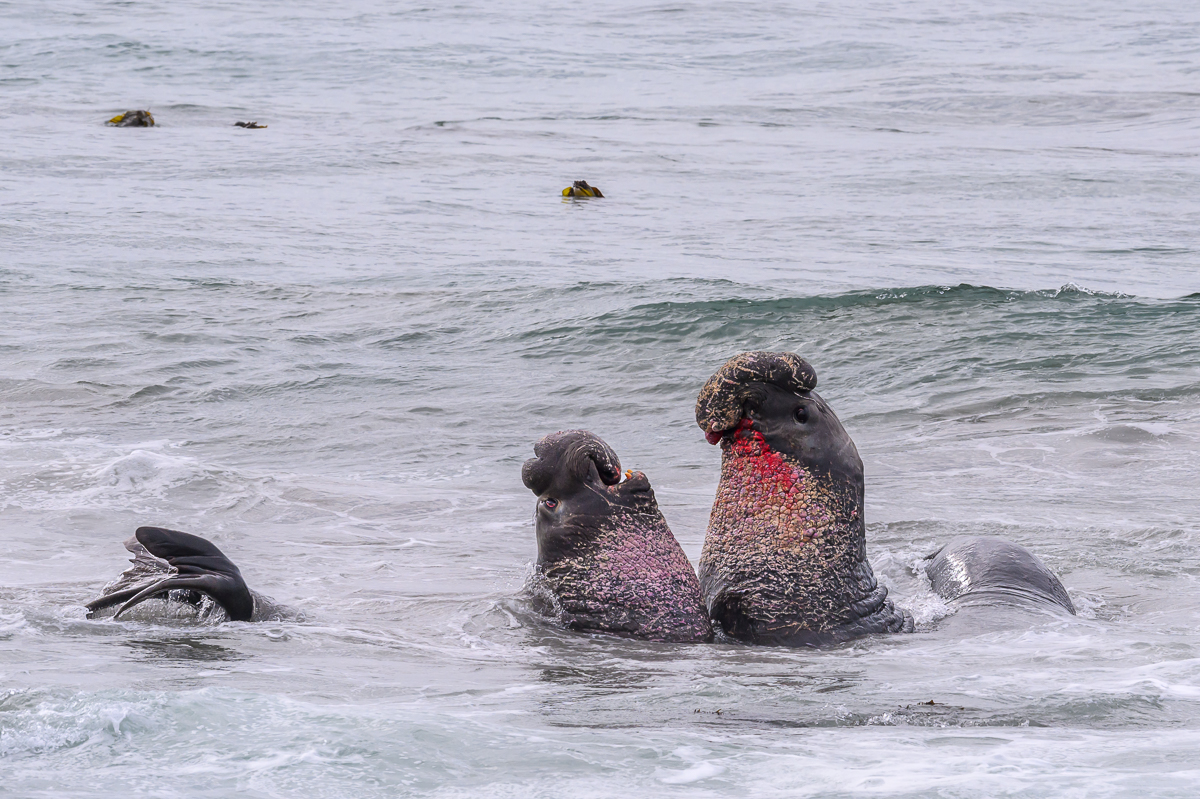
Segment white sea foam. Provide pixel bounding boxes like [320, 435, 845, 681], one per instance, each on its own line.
[86, 448, 202, 495]
[0, 610, 32, 638]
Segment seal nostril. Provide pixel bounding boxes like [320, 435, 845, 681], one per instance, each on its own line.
[543, 498, 559, 509]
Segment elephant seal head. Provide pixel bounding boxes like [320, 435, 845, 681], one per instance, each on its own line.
[696, 350, 862, 484]
[522, 430, 712, 643]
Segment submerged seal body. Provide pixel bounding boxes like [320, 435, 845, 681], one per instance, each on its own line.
[696, 351, 912, 645]
[926, 535, 1075, 614]
[522, 430, 712, 643]
[86, 526, 277, 622]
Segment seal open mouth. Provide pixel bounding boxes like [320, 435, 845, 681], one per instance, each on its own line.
[609, 470, 654, 504]
[703, 417, 758, 448]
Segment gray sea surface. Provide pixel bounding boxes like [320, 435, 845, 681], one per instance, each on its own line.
[3, 1, 1200, 796]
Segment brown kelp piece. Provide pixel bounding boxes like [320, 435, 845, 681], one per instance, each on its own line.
[561, 180, 604, 198]
[522, 430, 712, 643]
[696, 351, 912, 645]
[107, 110, 156, 127]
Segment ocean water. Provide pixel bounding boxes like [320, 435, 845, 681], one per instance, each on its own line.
[3, 1, 1200, 796]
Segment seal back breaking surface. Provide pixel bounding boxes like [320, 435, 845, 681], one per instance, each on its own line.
[925, 535, 1076, 614]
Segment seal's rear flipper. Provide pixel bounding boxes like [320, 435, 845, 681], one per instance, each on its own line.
[87, 527, 254, 621]
[135, 526, 229, 562]
[85, 585, 155, 614]
[112, 574, 244, 620]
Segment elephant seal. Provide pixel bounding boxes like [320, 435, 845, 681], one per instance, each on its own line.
[695, 351, 913, 645]
[925, 536, 1075, 614]
[522, 430, 712, 643]
[86, 527, 278, 622]
[107, 110, 155, 127]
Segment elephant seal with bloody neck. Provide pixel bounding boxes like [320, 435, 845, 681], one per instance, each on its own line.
[522, 430, 713, 643]
[696, 351, 913, 645]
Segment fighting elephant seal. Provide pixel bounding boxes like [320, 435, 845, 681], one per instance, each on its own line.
[925, 535, 1075, 614]
[522, 430, 713, 643]
[695, 351, 913, 645]
[86, 526, 284, 622]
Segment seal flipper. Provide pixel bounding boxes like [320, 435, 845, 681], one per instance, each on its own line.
[90, 527, 255, 621]
[113, 574, 246, 620]
[85, 584, 158, 614]
[85, 533, 174, 616]
[925, 536, 1075, 615]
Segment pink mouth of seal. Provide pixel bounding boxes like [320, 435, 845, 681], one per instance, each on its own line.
[705, 417, 756, 445]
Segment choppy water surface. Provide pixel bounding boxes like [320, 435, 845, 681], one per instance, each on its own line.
[3, 1, 1200, 796]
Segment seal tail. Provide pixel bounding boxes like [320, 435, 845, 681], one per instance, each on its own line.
[110, 574, 250, 620]
[87, 526, 255, 621]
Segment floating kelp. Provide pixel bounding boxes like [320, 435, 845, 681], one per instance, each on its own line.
[107, 110, 155, 127]
[562, 180, 603, 198]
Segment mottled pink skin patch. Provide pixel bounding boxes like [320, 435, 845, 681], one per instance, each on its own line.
[538, 472, 713, 644]
[699, 421, 909, 642]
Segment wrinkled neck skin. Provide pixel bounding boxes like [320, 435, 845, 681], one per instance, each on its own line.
[699, 420, 911, 645]
[535, 477, 713, 644]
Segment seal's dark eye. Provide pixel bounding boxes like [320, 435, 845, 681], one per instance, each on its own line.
[793, 406, 809, 424]
[543, 498, 559, 509]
